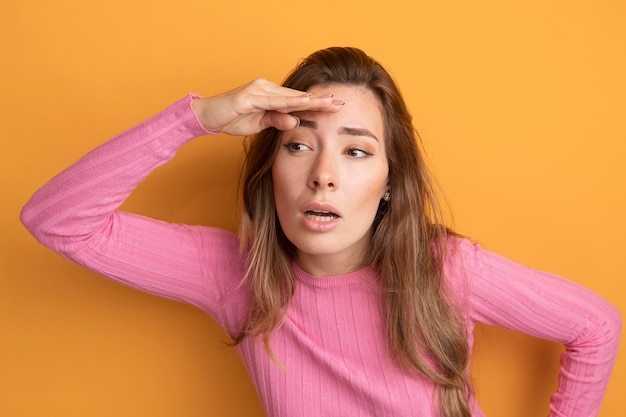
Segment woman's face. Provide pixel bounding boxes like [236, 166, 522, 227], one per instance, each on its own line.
[272, 84, 389, 276]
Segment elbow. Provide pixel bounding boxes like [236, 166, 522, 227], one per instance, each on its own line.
[606, 303, 622, 350]
[20, 197, 59, 249]
[20, 199, 41, 240]
[585, 301, 622, 359]
[600, 303, 622, 367]
[566, 300, 622, 363]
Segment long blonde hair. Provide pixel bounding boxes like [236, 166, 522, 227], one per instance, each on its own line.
[237, 47, 472, 417]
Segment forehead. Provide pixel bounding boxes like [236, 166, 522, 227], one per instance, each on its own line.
[308, 83, 382, 110]
[297, 84, 385, 134]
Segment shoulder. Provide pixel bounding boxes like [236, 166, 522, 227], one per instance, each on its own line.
[440, 235, 507, 305]
[442, 236, 482, 275]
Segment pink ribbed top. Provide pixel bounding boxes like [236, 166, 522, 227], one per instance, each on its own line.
[21, 95, 621, 416]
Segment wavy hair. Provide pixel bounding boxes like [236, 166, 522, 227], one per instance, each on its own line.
[236, 47, 472, 417]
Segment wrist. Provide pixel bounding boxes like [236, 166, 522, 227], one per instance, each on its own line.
[190, 96, 219, 135]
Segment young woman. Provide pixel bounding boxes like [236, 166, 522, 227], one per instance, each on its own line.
[21, 47, 621, 417]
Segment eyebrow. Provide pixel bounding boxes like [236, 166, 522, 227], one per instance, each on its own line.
[298, 118, 379, 142]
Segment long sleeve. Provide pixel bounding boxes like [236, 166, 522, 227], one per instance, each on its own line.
[20, 95, 249, 329]
[448, 238, 621, 416]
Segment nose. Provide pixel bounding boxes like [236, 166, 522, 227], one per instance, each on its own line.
[308, 150, 337, 190]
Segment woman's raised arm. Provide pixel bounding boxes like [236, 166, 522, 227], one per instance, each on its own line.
[19, 81, 342, 319]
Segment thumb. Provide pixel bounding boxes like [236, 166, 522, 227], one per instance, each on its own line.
[263, 111, 300, 131]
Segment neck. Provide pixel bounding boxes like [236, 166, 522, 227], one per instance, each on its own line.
[294, 251, 365, 277]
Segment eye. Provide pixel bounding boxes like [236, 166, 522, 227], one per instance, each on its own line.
[346, 148, 372, 158]
[284, 142, 311, 152]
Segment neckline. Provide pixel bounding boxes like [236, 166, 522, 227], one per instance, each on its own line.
[292, 262, 379, 288]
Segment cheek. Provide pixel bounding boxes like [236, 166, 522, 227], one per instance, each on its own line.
[356, 166, 389, 202]
[272, 153, 309, 197]
[271, 163, 294, 213]
[345, 176, 387, 225]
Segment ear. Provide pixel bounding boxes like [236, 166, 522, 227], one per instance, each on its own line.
[380, 178, 390, 200]
[381, 183, 391, 202]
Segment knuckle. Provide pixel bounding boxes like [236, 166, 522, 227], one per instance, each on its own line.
[252, 77, 269, 86]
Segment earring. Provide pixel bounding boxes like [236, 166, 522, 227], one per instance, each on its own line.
[383, 191, 390, 202]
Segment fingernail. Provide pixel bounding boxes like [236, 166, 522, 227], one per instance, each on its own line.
[332, 99, 345, 106]
[292, 115, 300, 127]
[319, 93, 334, 99]
[300, 93, 312, 98]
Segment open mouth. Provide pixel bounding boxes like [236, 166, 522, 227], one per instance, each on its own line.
[305, 210, 339, 222]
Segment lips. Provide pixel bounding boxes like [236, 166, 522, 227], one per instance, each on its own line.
[305, 209, 338, 222]
[302, 202, 341, 223]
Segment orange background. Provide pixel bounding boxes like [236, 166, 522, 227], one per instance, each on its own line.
[2, 0, 624, 416]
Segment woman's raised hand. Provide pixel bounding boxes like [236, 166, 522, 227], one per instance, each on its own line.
[191, 78, 343, 136]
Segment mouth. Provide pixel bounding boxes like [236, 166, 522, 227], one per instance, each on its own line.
[304, 209, 339, 222]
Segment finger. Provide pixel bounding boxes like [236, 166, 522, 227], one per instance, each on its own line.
[307, 97, 346, 112]
[263, 111, 300, 131]
[256, 79, 310, 98]
[252, 94, 344, 114]
[279, 97, 345, 114]
[249, 78, 310, 99]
